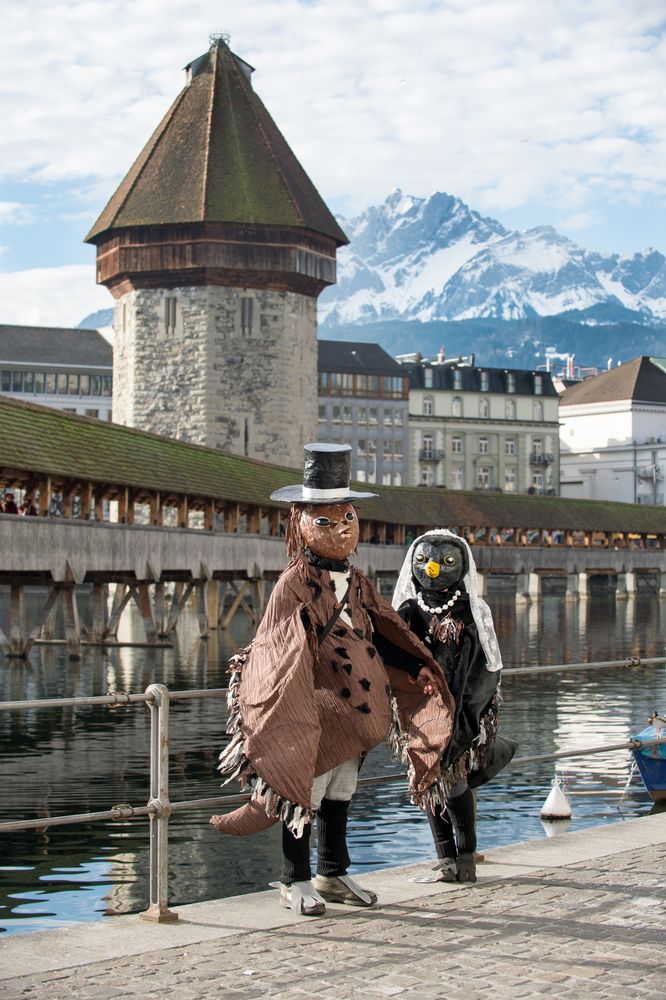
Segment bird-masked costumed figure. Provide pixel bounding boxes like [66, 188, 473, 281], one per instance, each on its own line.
[392, 529, 516, 884]
[211, 445, 454, 916]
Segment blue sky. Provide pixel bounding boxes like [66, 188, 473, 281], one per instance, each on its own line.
[1, 0, 665, 327]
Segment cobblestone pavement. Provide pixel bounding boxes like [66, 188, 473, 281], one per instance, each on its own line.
[2, 842, 665, 1000]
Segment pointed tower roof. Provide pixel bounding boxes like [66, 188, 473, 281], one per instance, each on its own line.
[86, 39, 347, 246]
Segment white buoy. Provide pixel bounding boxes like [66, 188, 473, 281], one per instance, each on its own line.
[541, 818, 572, 838]
[540, 775, 572, 820]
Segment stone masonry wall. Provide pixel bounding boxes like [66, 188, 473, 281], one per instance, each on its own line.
[113, 285, 317, 469]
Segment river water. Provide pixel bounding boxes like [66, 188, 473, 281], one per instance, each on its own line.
[1, 588, 665, 935]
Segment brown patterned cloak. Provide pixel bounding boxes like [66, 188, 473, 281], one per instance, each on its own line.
[213, 555, 455, 835]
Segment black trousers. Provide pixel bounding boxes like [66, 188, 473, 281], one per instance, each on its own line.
[281, 798, 351, 884]
[427, 786, 477, 858]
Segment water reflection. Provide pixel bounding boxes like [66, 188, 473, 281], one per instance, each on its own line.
[0, 590, 665, 935]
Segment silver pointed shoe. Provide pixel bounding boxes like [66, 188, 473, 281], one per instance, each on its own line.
[312, 874, 377, 907]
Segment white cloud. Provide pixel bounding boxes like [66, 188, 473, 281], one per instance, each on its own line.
[0, 202, 34, 224]
[0, 265, 112, 328]
[0, 0, 664, 227]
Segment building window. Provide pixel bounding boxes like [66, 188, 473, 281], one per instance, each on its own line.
[91, 375, 102, 396]
[452, 435, 462, 454]
[332, 405, 341, 423]
[357, 407, 367, 424]
[383, 440, 392, 461]
[480, 371, 489, 392]
[506, 373, 516, 393]
[423, 396, 433, 416]
[357, 438, 367, 457]
[479, 436, 489, 455]
[452, 396, 463, 417]
[0, 370, 10, 392]
[394, 409, 403, 426]
[479, 398, 489, 419]
[34, 372, 45, 393]
[57, 373, 68, 394]
[318, 405, 326, 424]
[451, 465, 464, 490]
[477, 466, 491, 489]
[422, 434, 433, 458]
[506, 399, 516, 419]
[102, 376, 112, 396]
[383, 408, 393, 426]
[531, 471, 544, 489]
[12, 371, 23, 392]
[453, 370, 462, 390]
[505, 467, 516, 492]
[534, 374, 543, 395]
[424, 368, 433, 388]
[533, 438, 543, 458]
[533, 401, 543, 421]
[165, 296, 178, 335]
[46, 373, 57, 394]
[421, 466, 434, 485]
[23, 372, 34, 393]
[240, 296, 253, 336]
[80, 374, 90, 396]
[368, 407, 378, 425]
[505, 437, 516, 456]
[68, 373, 80, 395]
[340, 373, 354, 395]
[393, 471, 402, 486]
[85, 408, 100, 419]
[394, 440, 403, 460]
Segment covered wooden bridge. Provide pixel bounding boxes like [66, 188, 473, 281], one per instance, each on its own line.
[0, 396, 664, 658]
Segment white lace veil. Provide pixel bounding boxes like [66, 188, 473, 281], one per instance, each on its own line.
[392, 528, 502, 672]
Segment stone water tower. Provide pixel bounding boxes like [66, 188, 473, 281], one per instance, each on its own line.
[86, 36, 347, 467]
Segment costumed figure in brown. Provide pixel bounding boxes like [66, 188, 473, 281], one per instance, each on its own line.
[392, 529, 516, 884]
[211, 445, 454, 916]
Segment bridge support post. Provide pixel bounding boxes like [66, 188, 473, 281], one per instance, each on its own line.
[91, 583, 107, 642]
[660, 572, 666, 599]
[516, 572, 540, 604]
[195, 581, 210, 640]
[8, 584, 26, 657]
[565, 573, 580, 602]
[616, 571, 636, 601]
[61, 585, 82, 661]
[578, 572, 589, 599]
[133, 583, 158, 645]
[207, 580, 220, 631]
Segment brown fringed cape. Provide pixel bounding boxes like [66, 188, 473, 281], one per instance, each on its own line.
[213, 554, 455, 836]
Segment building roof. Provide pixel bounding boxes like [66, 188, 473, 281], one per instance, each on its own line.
[1, 395, 664, 534]
[318, 340, 405, 376]
[0, 325, 112, 368]
[559, 357, 666, 407]
[404, 362, 558, 397]
[86, 40, 347, 246]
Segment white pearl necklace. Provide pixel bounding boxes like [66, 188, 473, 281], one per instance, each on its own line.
[416, 589, 461, 615]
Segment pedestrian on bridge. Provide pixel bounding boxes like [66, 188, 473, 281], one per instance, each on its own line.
[211, 444, 454, 916]
[1, 492, 18, 514]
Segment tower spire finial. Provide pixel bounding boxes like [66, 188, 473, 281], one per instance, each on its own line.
[209, 32, 230, 48]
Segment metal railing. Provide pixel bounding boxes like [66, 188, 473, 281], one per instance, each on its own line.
[1, 656, 665, 923]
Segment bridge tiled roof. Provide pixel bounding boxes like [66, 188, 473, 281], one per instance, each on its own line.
[1, 395, 665, 533]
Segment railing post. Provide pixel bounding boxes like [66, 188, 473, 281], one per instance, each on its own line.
[140, 683, 178, 923]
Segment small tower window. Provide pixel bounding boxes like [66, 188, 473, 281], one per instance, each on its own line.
[164, 297, 177, 335]
[241, 296, 254, 336]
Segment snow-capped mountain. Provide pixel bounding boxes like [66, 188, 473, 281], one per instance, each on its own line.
[319, 190, 666, 327]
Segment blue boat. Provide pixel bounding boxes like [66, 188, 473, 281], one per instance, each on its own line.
[632, 714, 666, 802]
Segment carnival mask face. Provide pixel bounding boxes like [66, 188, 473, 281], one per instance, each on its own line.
[412, 538, 467, 593]
[299, 503, 359, 561]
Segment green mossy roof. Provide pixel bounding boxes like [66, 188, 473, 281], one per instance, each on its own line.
[86, 42, 347, 246]
[1, 395, 665, 534]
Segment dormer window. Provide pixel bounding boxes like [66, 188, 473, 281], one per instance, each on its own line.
[506, 373, 515, 393]
[534, 374, 543, 395]
[424, 367, 433, 388]
[480, 371, 489, 392]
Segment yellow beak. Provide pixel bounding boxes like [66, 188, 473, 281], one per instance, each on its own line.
[425, 560, 440, 578]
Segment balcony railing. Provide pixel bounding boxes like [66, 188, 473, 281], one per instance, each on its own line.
[419, 448, 445, 462]
[530, 453, 554, 465]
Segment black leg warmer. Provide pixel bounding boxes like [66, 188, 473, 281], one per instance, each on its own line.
[316, 798, 351, 877]
[445, 786, 477, 855]
[427, 804, 457, 860]
[281, 822, 312, 885]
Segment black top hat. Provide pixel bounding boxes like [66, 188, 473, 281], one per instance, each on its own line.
[270, 443, 378, 504]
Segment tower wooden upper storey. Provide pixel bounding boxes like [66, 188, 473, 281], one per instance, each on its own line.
[86, 38, 348, 298]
